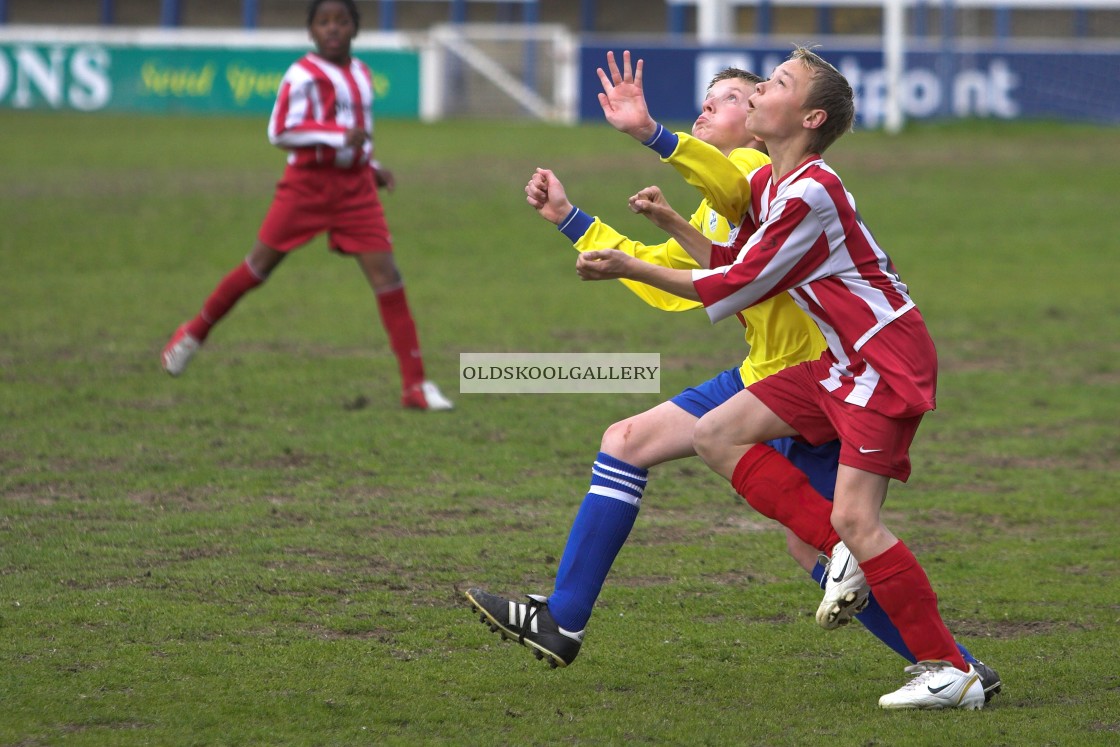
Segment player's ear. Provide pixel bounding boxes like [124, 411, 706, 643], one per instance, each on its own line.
[803, 108, 827, 131]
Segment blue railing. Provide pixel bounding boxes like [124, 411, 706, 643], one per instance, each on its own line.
[663, 0, 1099, 39]
[0, 0, 534, 28]
[0, 0, 1100, 38]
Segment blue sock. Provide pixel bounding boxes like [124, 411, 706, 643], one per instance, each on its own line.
[809, 564, 978, 665]
[548, 452, 646, 631]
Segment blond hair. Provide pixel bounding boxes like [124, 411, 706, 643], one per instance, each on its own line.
[707, 67, 763, 92]
[789, 46, 854, 154]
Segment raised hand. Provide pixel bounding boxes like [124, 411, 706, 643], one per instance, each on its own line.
[596, 50, 658, 142]
[630, 185, 713, 267]
[525, 168, 574, 225]
[627, 185, 677, 229]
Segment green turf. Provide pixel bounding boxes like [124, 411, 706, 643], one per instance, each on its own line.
[1, 111, 1117, 746]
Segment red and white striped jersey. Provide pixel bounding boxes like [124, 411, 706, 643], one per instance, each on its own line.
[267, 52, 374, 169]
[693, 157, 937, 417]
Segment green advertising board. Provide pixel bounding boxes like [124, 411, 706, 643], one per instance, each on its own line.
[0, 38, 420, 116]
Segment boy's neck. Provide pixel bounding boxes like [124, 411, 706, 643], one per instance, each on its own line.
[314, 51, 351, 66]
[766, 138, 818, 182]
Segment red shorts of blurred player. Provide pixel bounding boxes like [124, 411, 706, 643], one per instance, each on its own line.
[748, 357, 923, 482]
[258, 164, 392, 254]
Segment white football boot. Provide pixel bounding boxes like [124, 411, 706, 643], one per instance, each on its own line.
[816, 540, 871, 629]
[402, 380, 454, 411]
[161, 324, 201, 377]
[879, 661, 985, 710]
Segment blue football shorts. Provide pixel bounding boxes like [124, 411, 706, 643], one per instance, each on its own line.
[671, 367, 840, 500]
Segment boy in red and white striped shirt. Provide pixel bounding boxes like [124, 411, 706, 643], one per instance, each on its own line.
[161, 0, 451, 411]
[577, 47, 986, 710]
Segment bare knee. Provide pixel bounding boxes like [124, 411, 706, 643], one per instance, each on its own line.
[247, 241, 285, 278]
[601, 418, 639, 462]
[691, 414, 723, 468]
[828, 503, 857, 537]
[358, 253, 403, 290]
[829, 501, 886, 548]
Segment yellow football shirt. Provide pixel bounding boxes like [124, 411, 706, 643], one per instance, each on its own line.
[572, 133, 825, 386]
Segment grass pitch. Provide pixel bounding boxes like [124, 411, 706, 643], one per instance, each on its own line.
[1, 112, 1118, 746]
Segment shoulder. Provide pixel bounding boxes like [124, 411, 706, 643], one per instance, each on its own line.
[748, 162, 773, 190]
[806, 160, 843, 185]
[788, 160, 841, 195]
[802, 162, 849, 206]
[780, 164, 854, 224]
[728, 147, 770, 176]
[286, 54, 323, 82]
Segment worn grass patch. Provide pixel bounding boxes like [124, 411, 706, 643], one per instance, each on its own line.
[1, 112, 1118, 745]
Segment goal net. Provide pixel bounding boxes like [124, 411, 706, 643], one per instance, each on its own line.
[880, 0, 1120, 130]
[420, 23, 578, 123]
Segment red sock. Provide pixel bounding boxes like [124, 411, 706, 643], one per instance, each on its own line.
[186, 260, 264, 342]
[375, 285, 425, 389]
[731, 443, 841, 553]
[861, 541, 966, 670]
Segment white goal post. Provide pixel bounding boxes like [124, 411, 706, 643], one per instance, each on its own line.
[420, 23, 578, 123]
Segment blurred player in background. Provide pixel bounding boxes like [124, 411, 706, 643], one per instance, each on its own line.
[466, 51, 999, 706]
[161, 0, 452, 411]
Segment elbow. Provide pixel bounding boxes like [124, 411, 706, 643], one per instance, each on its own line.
[267, 126, 291, 147]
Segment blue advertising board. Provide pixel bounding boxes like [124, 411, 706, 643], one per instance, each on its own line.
[579, 42, 1120, 127]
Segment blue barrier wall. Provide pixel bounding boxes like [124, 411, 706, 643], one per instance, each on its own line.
[580, 42, 1120, 126]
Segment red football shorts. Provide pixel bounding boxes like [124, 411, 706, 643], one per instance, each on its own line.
[258, 164, 392, 254]
[748, 358, 924, 482]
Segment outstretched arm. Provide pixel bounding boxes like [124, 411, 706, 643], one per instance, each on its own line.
[525, 167, 706, 312]
[576, 250, 700, 301]
[596, 50, 658, 143]
[628, 186, 712, 267]
[597, 51, 761, 228]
